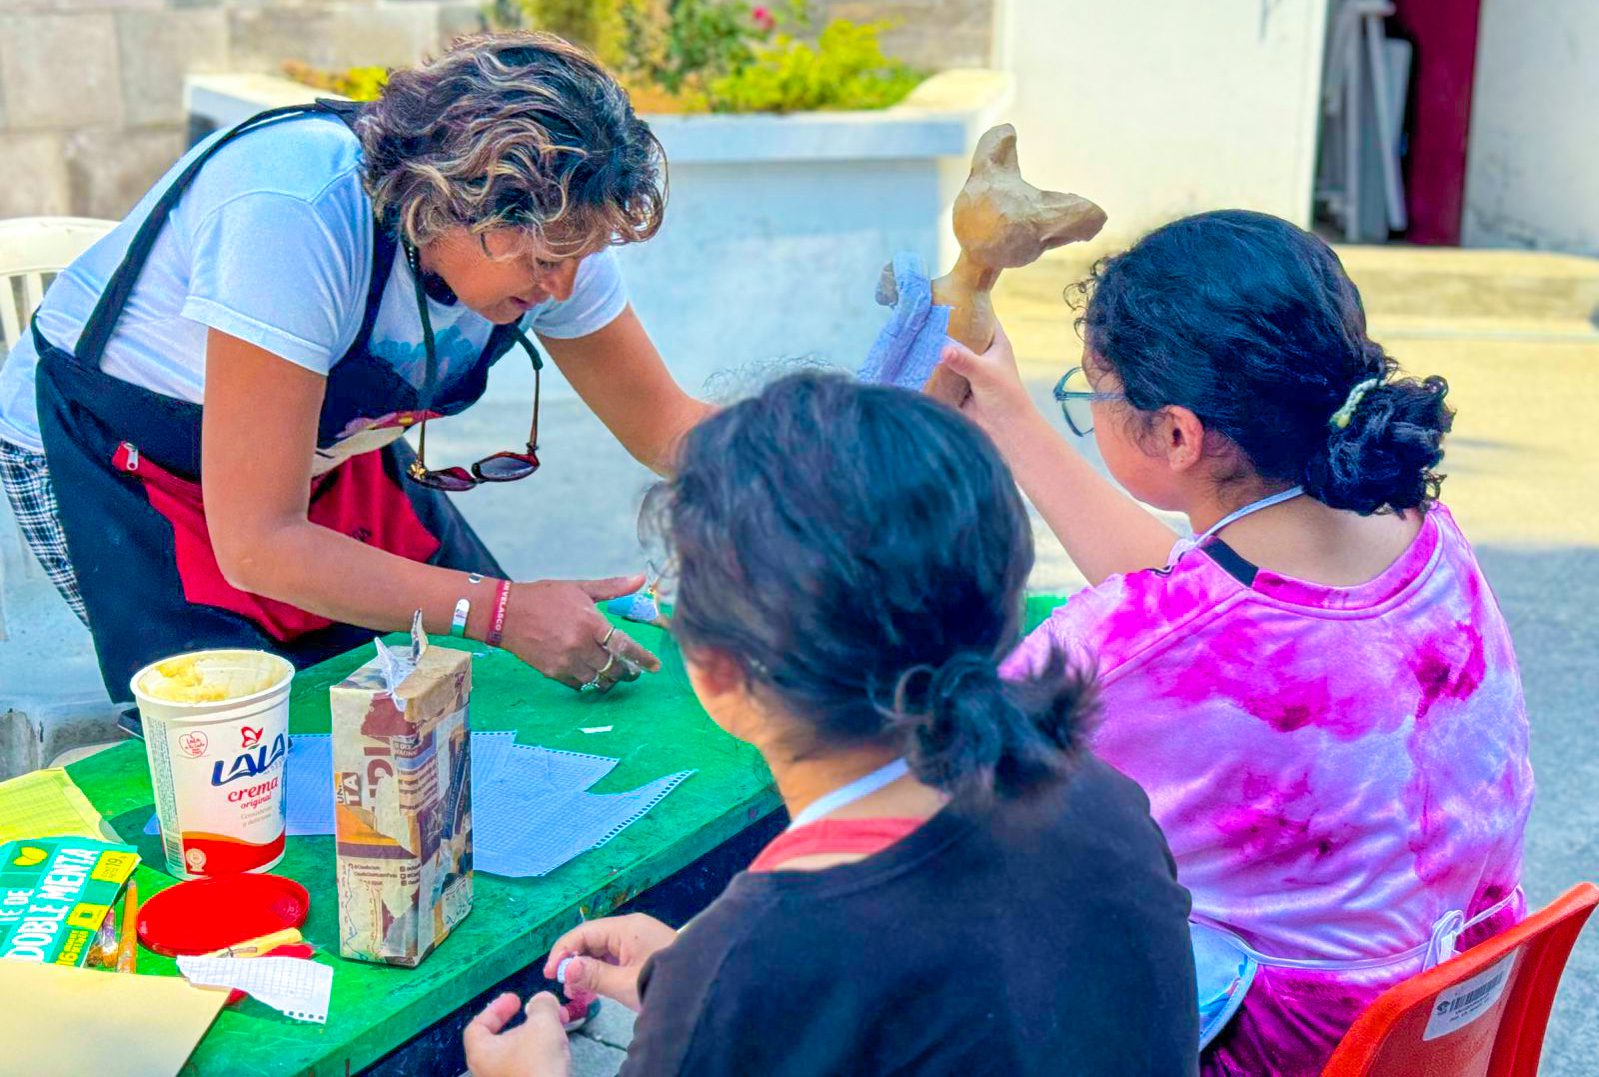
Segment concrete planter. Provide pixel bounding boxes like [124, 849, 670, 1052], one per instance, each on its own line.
[185, 70, 1012, 397]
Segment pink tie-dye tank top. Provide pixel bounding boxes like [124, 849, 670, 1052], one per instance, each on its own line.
[1005, 504, 1533, 1075]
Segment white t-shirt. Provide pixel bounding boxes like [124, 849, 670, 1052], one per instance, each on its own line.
[0, 111, 627, 455]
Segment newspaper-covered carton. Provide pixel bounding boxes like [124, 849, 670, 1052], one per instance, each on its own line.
[331, 625, 472, 967]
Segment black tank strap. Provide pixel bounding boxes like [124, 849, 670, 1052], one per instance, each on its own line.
[74, 99, 360, 367]
[313, 100, 398, 361]
[311, 97, 363, 123]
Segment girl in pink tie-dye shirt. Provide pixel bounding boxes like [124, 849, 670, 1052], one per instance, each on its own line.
[940, 210, 1533, 1075]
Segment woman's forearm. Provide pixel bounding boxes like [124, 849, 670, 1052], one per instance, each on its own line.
[644, 395, 716, 476]
[222, 519, 501, 640]
[201, 330, 505, 641]
[986, 408, 1178, 585]
[541, 308, 713, 477]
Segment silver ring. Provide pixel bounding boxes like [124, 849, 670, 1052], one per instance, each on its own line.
[579, 675, 601, 693]
[600, 626, 617, 649]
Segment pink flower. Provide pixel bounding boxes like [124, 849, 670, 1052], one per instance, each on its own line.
[752, 5, 776, 31]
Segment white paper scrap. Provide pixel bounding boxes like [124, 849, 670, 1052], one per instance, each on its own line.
[580, 726, 614, 734]
[177, 955, 333, 1024]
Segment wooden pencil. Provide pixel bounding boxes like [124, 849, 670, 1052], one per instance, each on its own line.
[115, 878, 138, 973]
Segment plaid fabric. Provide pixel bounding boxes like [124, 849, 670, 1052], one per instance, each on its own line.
[0, 438, 89, 625]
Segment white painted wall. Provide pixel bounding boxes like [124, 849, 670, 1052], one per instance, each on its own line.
[1463, 0, 1599, 255]
[612, 75, 1010, 395]
[997, 0, 1330, 249]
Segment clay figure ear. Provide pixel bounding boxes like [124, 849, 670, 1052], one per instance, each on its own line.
[971, 123, 1019, 176]
[1036, 190, 1109, 248]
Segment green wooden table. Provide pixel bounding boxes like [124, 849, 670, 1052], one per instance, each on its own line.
[64, 615, 780, 1076]
[62, 596, 1069, 1074]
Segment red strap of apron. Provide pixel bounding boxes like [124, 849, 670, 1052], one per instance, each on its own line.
[748, 818, 927, 873]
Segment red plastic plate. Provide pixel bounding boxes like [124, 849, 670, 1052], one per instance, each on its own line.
[136, 873, 310, 957]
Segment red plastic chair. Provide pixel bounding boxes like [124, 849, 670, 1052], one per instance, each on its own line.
[1322, 883, 1599, 1076]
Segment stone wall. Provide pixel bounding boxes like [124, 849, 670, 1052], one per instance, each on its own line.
[0, 0, 484, 219]
[0, 0, 997, 221]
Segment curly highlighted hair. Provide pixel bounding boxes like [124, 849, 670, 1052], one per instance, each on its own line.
[356, 32, 666, 257]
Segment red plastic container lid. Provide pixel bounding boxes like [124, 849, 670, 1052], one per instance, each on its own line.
[136, 873, 310, 957]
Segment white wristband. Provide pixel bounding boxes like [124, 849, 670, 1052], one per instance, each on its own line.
[450, 597, 471, 638]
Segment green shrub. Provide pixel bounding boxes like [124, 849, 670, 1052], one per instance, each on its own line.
[286, 1, 923, 114]
[281, 61, 388, 102]
[653, 0, 764, 91]
[615, 0, 674, 84]
[706, 19, 921, 113]
[498, 0, 779, 104]
[516, 0, 626, 65]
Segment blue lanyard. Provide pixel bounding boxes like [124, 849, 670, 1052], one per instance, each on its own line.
[787, 758, 911, 830]
[1196, 485, 1305, 544]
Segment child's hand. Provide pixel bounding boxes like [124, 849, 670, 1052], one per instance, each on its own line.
[544, 913, 678, 1012]
[463, 991, 570, 1077]
[939, 323, 1033, 431]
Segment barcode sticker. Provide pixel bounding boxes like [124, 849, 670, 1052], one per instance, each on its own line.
[1422, 950, 1516, 1041]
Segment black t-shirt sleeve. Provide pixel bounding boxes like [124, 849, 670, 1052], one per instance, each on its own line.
[619, 897, 769, 1077]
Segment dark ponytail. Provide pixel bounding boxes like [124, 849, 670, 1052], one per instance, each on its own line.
[1303, 340, 1453, 513]
[655, 372, 1094, 801]
[884, 652, 1093, 799]
[1079, 210, 1455, 514]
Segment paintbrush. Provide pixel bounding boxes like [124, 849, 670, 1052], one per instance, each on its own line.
[201, 927, 304, 959]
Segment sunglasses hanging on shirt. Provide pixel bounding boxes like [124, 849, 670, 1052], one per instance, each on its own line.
[405, 240, 460, 306]
[402, 240, 542, 492]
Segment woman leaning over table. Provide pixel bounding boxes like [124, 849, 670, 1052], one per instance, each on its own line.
[0, 32, 708, 701]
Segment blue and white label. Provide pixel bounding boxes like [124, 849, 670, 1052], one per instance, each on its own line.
[1422, 950, 1517, 1041]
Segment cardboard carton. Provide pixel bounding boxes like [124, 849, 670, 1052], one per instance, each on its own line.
[331, 637, 472, 966]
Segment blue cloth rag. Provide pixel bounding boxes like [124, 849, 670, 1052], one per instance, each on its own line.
[857, 252, 952, 392]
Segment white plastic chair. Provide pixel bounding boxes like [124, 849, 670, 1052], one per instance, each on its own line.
[0, 218, 117, 602]
[0, 217, 116, 356]
[0, 217, 121, 778]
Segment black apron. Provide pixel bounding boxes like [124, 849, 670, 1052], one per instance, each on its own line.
[35, 101, 525, 703]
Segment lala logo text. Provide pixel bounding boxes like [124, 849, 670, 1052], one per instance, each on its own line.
[210, 732, 286, 786]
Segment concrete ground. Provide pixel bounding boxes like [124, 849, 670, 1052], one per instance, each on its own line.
[3, 244, 1594, 1073]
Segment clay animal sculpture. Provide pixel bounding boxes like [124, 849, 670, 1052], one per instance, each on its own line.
[889, 124, 1107, 406]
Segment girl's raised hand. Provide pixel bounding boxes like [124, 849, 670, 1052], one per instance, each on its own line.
[463, 991, 570, 1077]
[544, 913, 679, 1012]
[937, 322, 1032, 431]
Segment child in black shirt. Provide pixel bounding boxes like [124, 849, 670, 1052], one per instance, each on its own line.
[464, 373, 1199, 1076]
